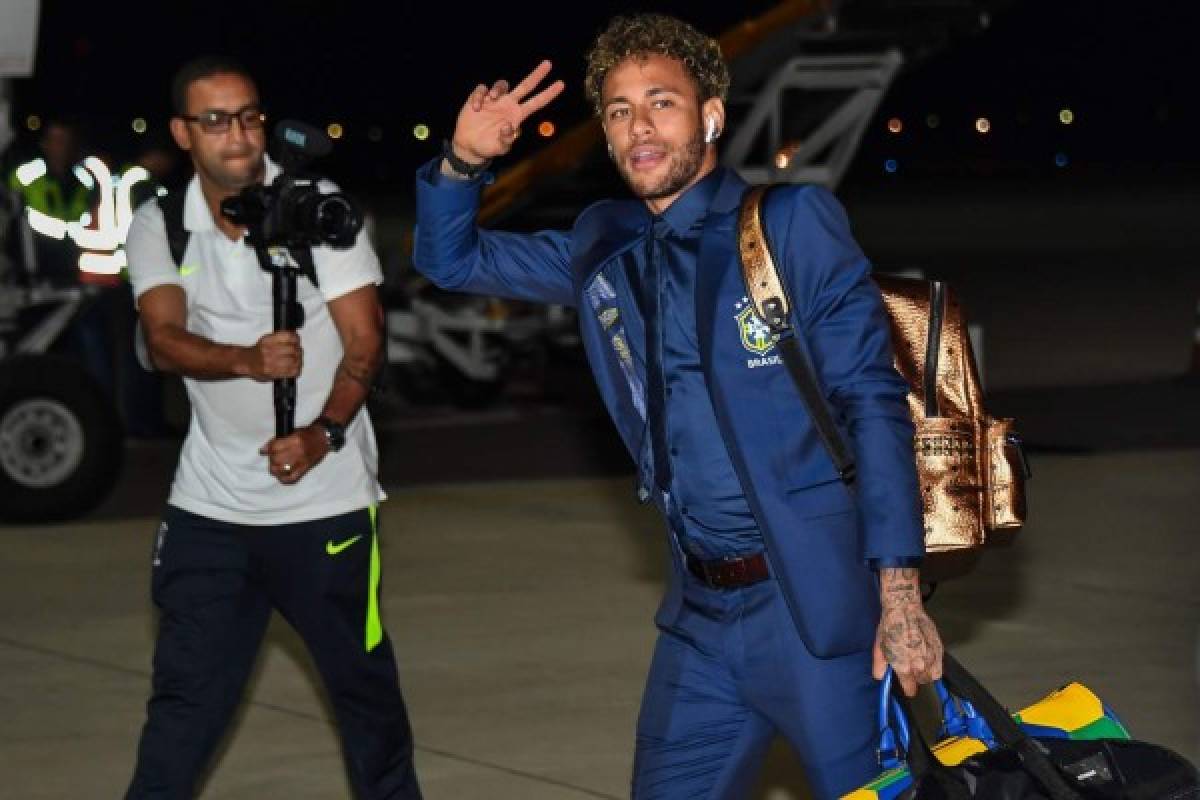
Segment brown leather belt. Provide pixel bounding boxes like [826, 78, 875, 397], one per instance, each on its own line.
[686, 552, 770, 589]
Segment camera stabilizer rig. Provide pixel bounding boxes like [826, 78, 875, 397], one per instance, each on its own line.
[220, 120, 362, 436]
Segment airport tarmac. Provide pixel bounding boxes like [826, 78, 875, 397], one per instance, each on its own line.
[1, 447, 1196, 799]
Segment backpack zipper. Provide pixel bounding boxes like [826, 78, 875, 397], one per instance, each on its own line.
[924, 281, 946, 417]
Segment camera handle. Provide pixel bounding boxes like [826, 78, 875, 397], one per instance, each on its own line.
[252, 243, 318, 437]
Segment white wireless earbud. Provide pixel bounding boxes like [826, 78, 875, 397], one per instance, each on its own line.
[705, 117, 717, 143]
[607, 142, 615, 159]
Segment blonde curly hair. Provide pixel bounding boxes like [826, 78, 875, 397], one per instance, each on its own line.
[585, 14, 730, 116]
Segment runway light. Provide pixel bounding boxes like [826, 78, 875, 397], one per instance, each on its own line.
[538, 120, 556, 138]
[1059, 108, 1074, 125]
[26, 114, 42, 131]
[1054, 152, 1069, 168]
[132, 117, 147, 134]
[367, 125, 383, 143]
[975, 117, 991, 134]
[413, 123, 430, 141]
[926, 113, 940, 129]
[884, 158, 898, 174]
[886, 117, 903, 134]
[327, 123, 344, 140]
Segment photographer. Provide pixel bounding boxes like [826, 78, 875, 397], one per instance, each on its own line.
[122, 57, 421, 799]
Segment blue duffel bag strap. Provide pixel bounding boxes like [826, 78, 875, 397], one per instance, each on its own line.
[877, 667, 988, 769]
[877, 667, 972, 798]
[940, 654, 1085, 799]
[876, 666, 912, 771]
[934, 678, 993, 745]
[875, 654, 1089, 799]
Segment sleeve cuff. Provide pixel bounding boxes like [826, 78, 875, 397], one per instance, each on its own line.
[867, 556, 923, 572]
[425, 157, 494, 188]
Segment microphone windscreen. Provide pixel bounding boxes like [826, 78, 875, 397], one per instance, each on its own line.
[274, 120, 332, 158]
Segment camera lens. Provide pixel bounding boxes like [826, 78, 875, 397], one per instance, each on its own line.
[311, 194, 361, 247]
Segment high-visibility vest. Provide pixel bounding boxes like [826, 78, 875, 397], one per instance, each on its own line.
[6, 157, 94, 239]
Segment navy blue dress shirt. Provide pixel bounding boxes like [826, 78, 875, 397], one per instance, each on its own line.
[637, 169, 763, 559]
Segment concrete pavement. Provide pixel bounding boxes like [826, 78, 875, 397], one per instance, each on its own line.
[1, 449, 1196, 799]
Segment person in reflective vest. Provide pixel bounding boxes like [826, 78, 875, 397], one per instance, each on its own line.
[5, 119, 94, 287]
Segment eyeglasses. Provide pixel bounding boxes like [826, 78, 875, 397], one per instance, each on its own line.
[180, 106, 267, 134]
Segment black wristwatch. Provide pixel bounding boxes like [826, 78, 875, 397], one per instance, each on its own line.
[314, 416, 346, 453]
[442, 138, 491, 179]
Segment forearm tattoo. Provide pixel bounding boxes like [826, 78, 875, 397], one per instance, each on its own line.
[880, 567, 920, 607]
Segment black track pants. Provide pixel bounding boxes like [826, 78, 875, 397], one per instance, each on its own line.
[125, 505, 421, 799]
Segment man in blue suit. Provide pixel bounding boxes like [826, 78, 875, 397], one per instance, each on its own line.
[414, 14, 943, 799]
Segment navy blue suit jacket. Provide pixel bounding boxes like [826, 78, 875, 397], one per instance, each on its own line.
[413, 161, 923, 657]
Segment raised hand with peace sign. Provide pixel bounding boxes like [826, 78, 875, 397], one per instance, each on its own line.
[444, 60, 565, 173]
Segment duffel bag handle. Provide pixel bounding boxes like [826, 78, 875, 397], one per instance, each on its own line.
[879, 667, 994, 762]
[877, 668, 973, 798]
[938, 654, 1085, 799]
[934, 679, 994, 744]
[876, 656, 1088, 799]
[877, 667, 913, 770]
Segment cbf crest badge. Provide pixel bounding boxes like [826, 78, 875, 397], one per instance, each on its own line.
[734, 296, 778, 355]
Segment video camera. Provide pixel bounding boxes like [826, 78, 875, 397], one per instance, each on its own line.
[219, 120, 364, 437]
[220, 120, 361, 249]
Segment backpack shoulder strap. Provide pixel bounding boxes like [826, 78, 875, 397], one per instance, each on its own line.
[737, 184, 793, 332]
[156, 189, 189, 268]
[736, 184, 858, 485]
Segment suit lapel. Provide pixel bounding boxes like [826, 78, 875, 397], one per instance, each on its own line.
[696, 169, 750, 385]
[696, 210, 735, 373]
[572, 202, 651, 458]
[573, 199, 647, 289]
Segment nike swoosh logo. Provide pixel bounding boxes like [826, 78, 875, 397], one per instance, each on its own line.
[179, 264, 199, 277]
[325, 535, 363, 555]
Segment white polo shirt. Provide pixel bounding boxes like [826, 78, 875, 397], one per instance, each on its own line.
[126, 157, 386, 525]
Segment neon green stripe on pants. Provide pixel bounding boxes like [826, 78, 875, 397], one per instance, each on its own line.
[366, 505, 383, 652]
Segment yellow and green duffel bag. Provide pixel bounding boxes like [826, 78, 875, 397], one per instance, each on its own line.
[844, 653, 1197, 799]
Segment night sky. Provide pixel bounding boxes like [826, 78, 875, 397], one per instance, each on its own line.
[7, 0, 1200, 193]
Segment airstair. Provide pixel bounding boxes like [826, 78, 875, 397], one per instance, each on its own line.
[483, 0, 1006, 229]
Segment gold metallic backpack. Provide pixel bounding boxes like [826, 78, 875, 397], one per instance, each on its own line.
[736, 185, 1028, 579]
